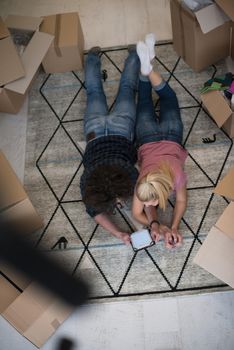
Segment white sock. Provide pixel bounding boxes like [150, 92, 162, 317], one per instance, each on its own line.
[145, 33, 156, 61]
[136, 41, 152, 76]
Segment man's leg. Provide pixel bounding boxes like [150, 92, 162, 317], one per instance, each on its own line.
[108, 48, 140, 141]
[84, 47, 109, 139]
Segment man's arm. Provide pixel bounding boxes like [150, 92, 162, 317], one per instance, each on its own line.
[94, 213, 131, 244]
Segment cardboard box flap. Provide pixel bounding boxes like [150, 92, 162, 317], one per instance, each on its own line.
[0, 151, 26, 212]
[194, 226, 234, 288]
[201, 90, 232, 127]
[1, 263, 31, 291]
[40, 13, 80, 47]
[23, 299, 72, 348]
[5, 15, 43, 32]
[0, 17, 10, 39]
[0, 264, 31, 313]
[58, 13, 79, 47]
[213, 167, 234, 200]
[0, 198, 43, 235]
[195, 3, 230, 34]
[0, 275, 21, 313]
[5, 31, 54, 94]
[216, 0, 234, 22]
[2, 282, 54, 334]
[215, 202, 234, 239]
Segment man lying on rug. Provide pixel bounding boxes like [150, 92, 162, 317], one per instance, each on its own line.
[80, 45, 140, 244]
[132, 36, 188, 249]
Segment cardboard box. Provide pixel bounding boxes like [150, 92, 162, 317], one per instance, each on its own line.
[201, 90, 234, 138]
[0, 150, 73, 347]
[40, 12, 84, 73]
[0, 266, 72, 348]
[170, 0, 232, 72]
[0, 17, 25, 86]
[194, 167, 234, 288]
[0, 15, 54, 114]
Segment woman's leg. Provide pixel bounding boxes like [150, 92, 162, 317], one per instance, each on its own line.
[107, 48, 140, 141]
[84, 48, 109, 140]
[136, 38, 183, 145]
[149, 70, 183, 144]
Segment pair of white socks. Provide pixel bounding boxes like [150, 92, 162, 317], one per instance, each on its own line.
[136, 33, 156, 76]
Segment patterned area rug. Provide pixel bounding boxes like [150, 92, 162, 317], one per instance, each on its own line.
[25, 42, 233, 301]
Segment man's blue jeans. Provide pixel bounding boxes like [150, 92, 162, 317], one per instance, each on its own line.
[135, 79, 183, 146]
[84, 50, 140, 142]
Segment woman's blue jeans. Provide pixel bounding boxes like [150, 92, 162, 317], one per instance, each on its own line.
[84, 50, 140, 142]
[135, 79, 183, 146]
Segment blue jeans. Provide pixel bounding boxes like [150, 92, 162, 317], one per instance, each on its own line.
[84, 50, 140, 142]
[135, 79, 183, 146]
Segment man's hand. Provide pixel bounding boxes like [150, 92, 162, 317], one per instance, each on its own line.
[116, 231, 131, 245]
[150, 222, 161, 242]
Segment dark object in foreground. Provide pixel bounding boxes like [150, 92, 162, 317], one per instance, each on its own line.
[0, 219, 89, 307]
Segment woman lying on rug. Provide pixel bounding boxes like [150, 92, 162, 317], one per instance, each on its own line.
[132, 35, 188, 249]
[80, 45, 140, 244]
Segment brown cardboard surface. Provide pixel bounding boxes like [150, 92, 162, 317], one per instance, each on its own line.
[194, 226, 234, 288]
[215, 201, 234, 239]
[40, 12, 84, 73]
[216, 0, 234, 21]
[0, 16, 10, 38]
[1, 198, 43, 235]
[2, 283, 54, 333]
[2, 282, 72, 348]
[213, 167, 234, 200]
[0, 87, 27, 114]
[0, 17, 25, 86]
[22, 299, 72, 348]
[5, 32, 54, 95]
[0, 150, 26, 212]
[5, 15, 42, 31]
[0, 276, 21, 313]
[195, 3, 230, 34]
[170, 0, 231, 72]
[201, 90, 232, 127]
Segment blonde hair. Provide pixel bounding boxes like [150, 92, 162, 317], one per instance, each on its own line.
[136, 162, 174, 211]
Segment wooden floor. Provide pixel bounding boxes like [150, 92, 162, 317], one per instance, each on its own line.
[0, 0, 172, 49]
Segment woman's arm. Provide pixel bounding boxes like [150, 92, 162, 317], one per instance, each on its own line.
[132, 191, 148, 225]
[171, 185, 187, 230]
[169, 185, 187, 247]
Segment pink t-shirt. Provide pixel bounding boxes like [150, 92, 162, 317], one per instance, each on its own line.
[138, 140, 188, 191]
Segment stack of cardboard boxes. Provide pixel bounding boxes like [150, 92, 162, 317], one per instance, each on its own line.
[194, 167, 234, 288]
[0, 13, 84, 114]
[0, 12, 85, 347]
[170, 0, 234, 137]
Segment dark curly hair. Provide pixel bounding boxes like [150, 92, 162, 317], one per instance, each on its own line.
[83, 165, 133, 213]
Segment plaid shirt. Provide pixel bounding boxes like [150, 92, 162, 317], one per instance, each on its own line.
[80, 135, 138, 217]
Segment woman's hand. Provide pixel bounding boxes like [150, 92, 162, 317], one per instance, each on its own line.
[150, 222, 161, 242]
[171, 227, 183, 248]
[117, 231, 131, 245]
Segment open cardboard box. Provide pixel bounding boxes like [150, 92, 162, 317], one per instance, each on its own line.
[194, 167, 234, 288]
[0, 17, 25, 86]
[0, 15, 54, 114]
[39, 12, 84, 73]
[201, 90, 234, 138]
[170, 0, 234, 72]
[0, 150, 73, 347]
